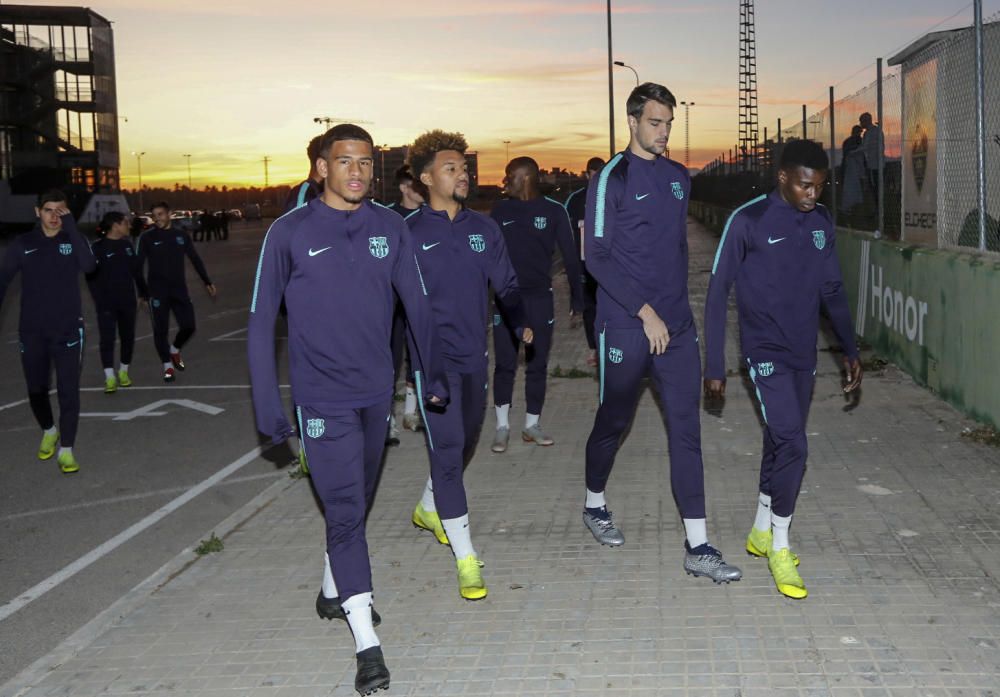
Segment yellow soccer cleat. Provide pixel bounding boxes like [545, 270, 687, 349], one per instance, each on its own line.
[298, 448, 309, 475]
[57, 450, 80, 474]
[104, 375, 118, 394]
[746, 527, 799, 566]
[411, 502, 449, 545]
[38, 430, 59, 460]
[117, 370, 132, 387]
[768, 548, 808, 599]
[456, 554, 488, 600]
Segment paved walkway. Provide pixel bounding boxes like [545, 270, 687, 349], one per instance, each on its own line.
[4, 218, 1000, 697]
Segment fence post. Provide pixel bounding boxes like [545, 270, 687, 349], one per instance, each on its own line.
[877, 57, 885, 238]
[974, 0, 988, 251]
[802, 105, 807, 140]
[829, 85, 837, 227]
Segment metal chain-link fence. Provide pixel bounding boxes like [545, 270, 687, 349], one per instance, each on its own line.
[693, 10, 999, 253]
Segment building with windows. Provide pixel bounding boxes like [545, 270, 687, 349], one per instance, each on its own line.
[1, 4, 120, 227]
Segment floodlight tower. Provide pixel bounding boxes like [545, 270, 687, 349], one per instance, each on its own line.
[738, 0, 760, 172]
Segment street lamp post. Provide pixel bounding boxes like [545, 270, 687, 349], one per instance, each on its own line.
[613, 60, 639, 86]
[680, 101, 695, 168]
[502, 140, 511, 163]
[606, 0, 615, 158]
[313, 116, 334, 131]
[379, 144, 388, 201]
[131, 151, 145, 213]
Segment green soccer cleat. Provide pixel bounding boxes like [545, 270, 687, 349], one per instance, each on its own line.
[746, 527, 799, 566]
[104, 375, 118, 394]
[768, 548, 808, 599]
[57, 450, 80, 474]
[298, 448, 309, 475]
[38, 430, 59, 460]
[456, 554, 488, 600]
[117, 370, 132, 387]
[412, 502, 449, 545]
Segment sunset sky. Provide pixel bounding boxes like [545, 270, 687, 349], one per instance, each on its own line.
[25, 0, 997, 188]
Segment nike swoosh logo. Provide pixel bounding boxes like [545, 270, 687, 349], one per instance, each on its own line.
[635, 193, 650, 201]
[547, 319, 555, 325]
[502, 220, 515, 226]
[767, 237, 786, 245]
[106, 253, 115, 257]
[308, 246, 332, 257]
[421, 242, 441, 251]
[66, 340, 80, 347]
[153, 241, 164, 246]
[24, 249, 38, 255]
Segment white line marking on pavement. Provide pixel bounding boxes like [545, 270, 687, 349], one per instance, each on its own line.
[0, 471, 285, 522]
[209, 327, 247, 342]
[0, 444, 268, 623]
[1, 385, 289, 413]
[0, 397, 29, 413]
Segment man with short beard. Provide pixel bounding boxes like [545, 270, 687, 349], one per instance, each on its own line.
[248, 124, 448, 694]
[405, 129, 530, 601]
[581, 83, 742, 586]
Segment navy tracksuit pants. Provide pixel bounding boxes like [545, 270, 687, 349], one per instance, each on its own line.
[149, 294, 196, 363]
[419, 368, 488, 520]
[96, 298, 137, 369]
[585, 322, 706, 519]
[297, 396, 392, 603]
[21, 328, 84, 448]
[492, 290, 554, 415]
[581, 265, 598, 351]
[746, 358, 815, 518]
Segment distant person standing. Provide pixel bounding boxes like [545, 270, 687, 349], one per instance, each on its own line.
[283, 134, 324, 214]
[840, 125, 865, 212]
[136, 201, 217, 382]
[704, 139, 862, 599]
[564, 156, 605, 367]
[859, 112, 883, 198]
[489, 156, 582, 452]
[0, 190, 96, 473]
[87, 211, 142, 393]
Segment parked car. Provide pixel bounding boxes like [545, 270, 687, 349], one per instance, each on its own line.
[227, 208, 243, 220]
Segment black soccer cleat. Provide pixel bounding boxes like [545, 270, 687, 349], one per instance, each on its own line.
[354, 645, 390, 695]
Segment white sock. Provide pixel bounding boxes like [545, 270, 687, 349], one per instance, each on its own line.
[754, 492, 772, 531]
[585, 489, 606, 509]
[104, 367, 114, 379]
[342, 593, 379, 653]
[771, 513, 792, 551]
[683, 518, 708, 549]
[525, 413, 540, 429]
[169, 345, 179, 355]
[163, 362, 172, 371]
[321, 552, 338, 599]
[404, 386, 417, 415]
[57, 446, 73, 457]
[43, 425, 57, 436]
[119, 363, 129, 373]
[421, 476, 436, 513]
[442, 514, 475, 559]
[495, 404, 510, 429]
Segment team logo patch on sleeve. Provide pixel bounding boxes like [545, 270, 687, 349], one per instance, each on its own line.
[368, 236, 389, 259]
[126, 247, 134, 256]
[671, 182, 685, 200]
[812, 230, 826, 250]
[534, 216, 548, 230]
[59, 243, 73, 255]
[757, 361, 775, 377]
[468, 234, 486, 253]
[306, 418, 325, 438]
[176, 236, 185, 245]
[608, 347, 624, 364]
[493, 314, 502, 326]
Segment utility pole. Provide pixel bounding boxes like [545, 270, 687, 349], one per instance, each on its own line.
[738, 0, 759, 172]
[503, 140, 511, 163]
[262, 156, 271, 188]
[132, 151, 145, 213]
[606, 0, 615, 158]
[680, 101, 695, 168]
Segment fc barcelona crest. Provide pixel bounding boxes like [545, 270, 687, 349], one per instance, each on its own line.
[608, 347, 624, 364]
[468, 234, 485, 253]
[126, 247, 134, 256]
[176, 236, 185, 245]
[757, 362, 775, 377]
[369, 236, 389, 259]
[306, 418, 325, 439]
[59, 243, 72, 255]
[493, 314, 502, 326]
[812, 230, 826, 250]
[671, 182, 685, 200]
[534, 216, 547, 230]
